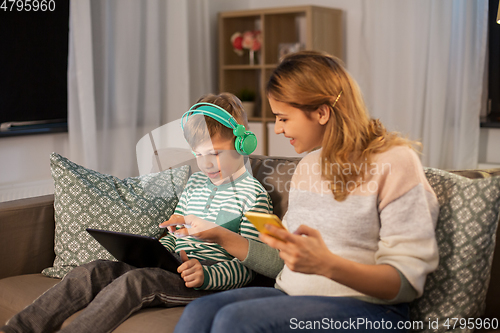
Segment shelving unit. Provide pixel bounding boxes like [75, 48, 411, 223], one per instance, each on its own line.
[218, 5, 344, 155]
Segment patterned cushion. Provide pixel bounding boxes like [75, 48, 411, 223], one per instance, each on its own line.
[42, 153, 190, 278]
[410, 168, 500, 332]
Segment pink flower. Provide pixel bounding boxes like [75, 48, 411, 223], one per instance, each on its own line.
[231, 30, 262, 56]
[242, 31, 254, 49]
[251, 31, 261, 51]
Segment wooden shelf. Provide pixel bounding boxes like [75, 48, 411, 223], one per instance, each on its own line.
[219, 5, 344, 155]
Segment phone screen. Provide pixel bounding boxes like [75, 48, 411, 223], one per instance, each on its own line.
[245, 212, 286, 240]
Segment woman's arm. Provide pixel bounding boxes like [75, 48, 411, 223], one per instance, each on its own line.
[160, 215, 284, 277]
[262, 224, 401, 300]
[197, 227, 284, 278]
[159, 215, 249, 260]
[209, 226, 249, 261]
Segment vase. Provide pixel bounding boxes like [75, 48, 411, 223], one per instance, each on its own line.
[249, 50, 258, 65]
[249, 50, 254, 65]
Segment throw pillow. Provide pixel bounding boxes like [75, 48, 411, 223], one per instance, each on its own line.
[42, 153, 190, 278]
[410, 168, 500, 333]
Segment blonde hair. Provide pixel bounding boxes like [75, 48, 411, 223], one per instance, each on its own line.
[183, 93, 249, 149]
[266, 51, 418, 201]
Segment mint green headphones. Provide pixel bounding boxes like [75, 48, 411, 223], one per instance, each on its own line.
[181, 102, 257, 155]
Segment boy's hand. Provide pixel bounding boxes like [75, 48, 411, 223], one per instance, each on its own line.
[177, 250, 204, 288]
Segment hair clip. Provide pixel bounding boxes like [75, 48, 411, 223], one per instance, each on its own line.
[332, 90, 343, 108]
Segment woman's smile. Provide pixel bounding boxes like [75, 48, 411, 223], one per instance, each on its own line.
[269, 98, 326, 154]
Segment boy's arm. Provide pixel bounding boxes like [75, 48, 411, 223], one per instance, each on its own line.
[159, 233, 176, 252]
[196, 258, 256, 290]
[159, 177, 190, 252]
[159, 205, 186, 252]
[196, 191, 273, 291]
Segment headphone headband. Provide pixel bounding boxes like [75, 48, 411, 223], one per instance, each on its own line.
[181, 103, 239, 130]
[180, 102, 257, 155]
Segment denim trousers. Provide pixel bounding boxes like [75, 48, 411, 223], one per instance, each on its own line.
[174, 287, 411, 333]
[1, 259, 216, 333]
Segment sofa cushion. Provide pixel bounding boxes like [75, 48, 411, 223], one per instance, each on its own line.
[248, 155, 300, 219]
[90, 307, 184, 333]
[410, 168, 500, 332]
[0, 195, 56, 279]
[43, 153, 190, 278]
[61, 305, 184, 333]
[0, 274, 60, 325]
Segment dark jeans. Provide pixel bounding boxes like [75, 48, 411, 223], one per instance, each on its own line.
[1, 259, 216, 333]
[174, 287, 411, 333]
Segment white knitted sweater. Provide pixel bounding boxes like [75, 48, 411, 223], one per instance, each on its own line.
[275, 146, 439, 301]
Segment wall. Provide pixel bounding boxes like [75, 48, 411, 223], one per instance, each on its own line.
[479, 128, 500, 168]
[0, 133, 69, 201]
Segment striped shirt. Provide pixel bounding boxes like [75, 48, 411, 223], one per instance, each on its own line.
[160, 170, 273, 290]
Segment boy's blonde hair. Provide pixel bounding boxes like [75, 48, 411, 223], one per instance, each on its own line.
[183, 93, 249, 149]
[266, 51, 417, 201]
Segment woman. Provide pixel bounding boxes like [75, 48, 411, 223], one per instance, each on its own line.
[173, 51, 439, 333]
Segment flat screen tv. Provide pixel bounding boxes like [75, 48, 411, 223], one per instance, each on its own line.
[0, 1, 69, 135]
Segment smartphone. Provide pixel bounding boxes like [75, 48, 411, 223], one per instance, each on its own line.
[244, 211, 286, 240]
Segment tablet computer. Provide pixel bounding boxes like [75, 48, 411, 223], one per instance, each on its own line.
[86, 228, 181, 274]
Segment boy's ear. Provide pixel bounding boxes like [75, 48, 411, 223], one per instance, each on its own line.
[317, 105, 330, 125]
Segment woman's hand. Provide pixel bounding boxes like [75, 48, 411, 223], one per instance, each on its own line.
[177, 250, 204, 288]
[260, 224, 336, 278]
[262, 224, 402, 300]
[159, 214, 185, 234]
[160, 214, 250, 261]
[159, 214, 223, 243]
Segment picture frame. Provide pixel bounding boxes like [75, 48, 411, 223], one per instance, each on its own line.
[278, 43, 304, 61]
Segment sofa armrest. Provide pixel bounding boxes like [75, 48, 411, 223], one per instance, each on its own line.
[0, 195, 56, 279]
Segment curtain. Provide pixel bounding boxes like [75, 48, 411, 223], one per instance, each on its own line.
[68, 0, 194, 179]
[186, 0, 216, 103]
[354, 0, 488, 169]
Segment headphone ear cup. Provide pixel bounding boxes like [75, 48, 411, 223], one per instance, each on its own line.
[233, 124, 246, 137]
[235, 131, 257, 155]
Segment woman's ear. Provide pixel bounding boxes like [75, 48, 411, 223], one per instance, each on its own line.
[317, 105, 330, 125]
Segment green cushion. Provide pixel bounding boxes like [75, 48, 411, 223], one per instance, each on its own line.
[410, 168, 500, 332]
[42, 153, 190, 278]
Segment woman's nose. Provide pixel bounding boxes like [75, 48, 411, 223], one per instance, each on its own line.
[274, 120, 284, 134]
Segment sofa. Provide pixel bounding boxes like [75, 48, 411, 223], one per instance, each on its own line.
[1, 154, 500, 333]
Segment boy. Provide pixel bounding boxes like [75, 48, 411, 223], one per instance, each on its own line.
[159, 93, 272, 290]
[1, 93, 272, 333]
